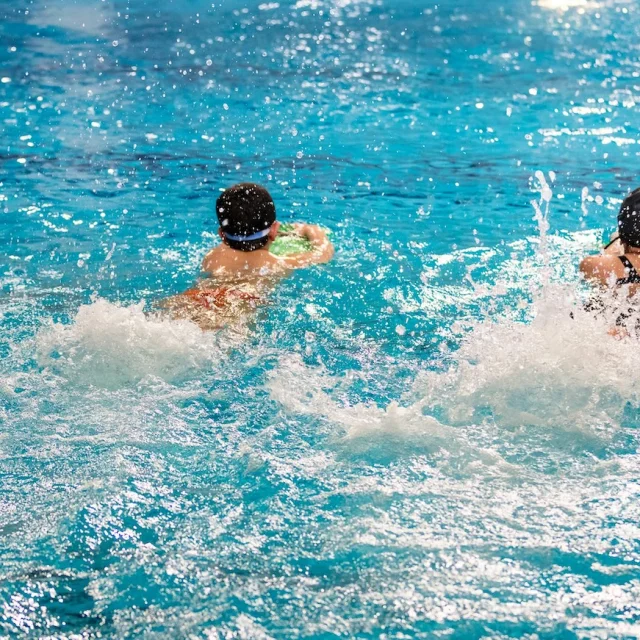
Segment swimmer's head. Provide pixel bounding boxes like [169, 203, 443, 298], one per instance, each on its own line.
[618, 187, 640, 249]
[216, 182, 278, 251]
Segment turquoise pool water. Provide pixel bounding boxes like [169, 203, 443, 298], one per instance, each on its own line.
[3, 0, 640, 636]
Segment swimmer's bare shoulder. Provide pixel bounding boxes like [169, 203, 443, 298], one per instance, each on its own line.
[201, 243, 281, 275]
[579, 254, 626, 286]
[201, 223, 334, 274]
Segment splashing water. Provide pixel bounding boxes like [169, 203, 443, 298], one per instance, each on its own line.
[269, 174, 640, 472]
[3, 0, 640, 636]
[3, 168, 639, 637]
[35, 298, 227, 388]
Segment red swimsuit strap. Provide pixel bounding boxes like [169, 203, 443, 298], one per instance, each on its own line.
[184, 286, 260, 310]
[227, 289, 261, 302]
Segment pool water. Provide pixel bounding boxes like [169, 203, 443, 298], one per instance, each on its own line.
[2, 0, 640, 636]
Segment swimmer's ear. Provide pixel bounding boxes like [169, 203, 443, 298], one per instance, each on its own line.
[268, 221, 280, 241]
[218, 227, 225, 241]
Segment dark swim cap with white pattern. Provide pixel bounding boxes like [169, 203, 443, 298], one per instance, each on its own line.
[618, 187, 640, 248]
[216, 183, 276, 239]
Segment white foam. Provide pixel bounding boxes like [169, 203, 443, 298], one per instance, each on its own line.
[36, 298, 225, 388]
[269, 272, 640, 476]
[268, 173, 640, 465]
[414, 283, 640, 433]
[269, 356, 450, 440]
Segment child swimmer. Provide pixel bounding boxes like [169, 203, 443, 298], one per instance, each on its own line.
[580, 188, 640, 287]
[580, 187, 640, 336]
[162, 182, 334, 330]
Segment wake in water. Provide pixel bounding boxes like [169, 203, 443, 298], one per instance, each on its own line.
[269, 173, 640, 468]
[35, 298, 230, 388]
[32, 172, 640, 460]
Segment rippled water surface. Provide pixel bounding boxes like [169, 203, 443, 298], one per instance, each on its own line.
[3, 0, 640, 637]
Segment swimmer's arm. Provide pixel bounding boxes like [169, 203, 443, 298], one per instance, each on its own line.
[279, 224, 334, 268]
[300, 224, 334, 262]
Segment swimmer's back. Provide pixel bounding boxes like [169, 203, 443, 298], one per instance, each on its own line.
[202, 242, 284, 276]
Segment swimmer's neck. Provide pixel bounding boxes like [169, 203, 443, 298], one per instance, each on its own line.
[201, 238, 280, 275]
[221, 238, 275, 251]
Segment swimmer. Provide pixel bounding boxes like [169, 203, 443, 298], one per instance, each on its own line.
[580, 187, 640, 336]
[161, 182, 334, 330]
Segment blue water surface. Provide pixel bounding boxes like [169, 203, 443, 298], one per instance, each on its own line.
[2, 0, 640, 637]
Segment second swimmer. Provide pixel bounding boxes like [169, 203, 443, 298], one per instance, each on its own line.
[580, 187, 640, 336]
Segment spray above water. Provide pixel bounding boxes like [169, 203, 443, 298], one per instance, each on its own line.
[30, 173, 640, 464]
[36, 298, 228, 388]
[271, 173, 640, 467]
[418, 171, 640, 437]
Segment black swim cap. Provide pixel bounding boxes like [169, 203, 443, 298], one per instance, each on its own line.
[216, 183, 276, 252]
[618, 187, 640, 248]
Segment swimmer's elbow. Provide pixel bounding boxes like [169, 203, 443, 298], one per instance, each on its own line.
[283, 241, 334, 269]
[307, 240, 334, 265]
[317, 241, 334, 264]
